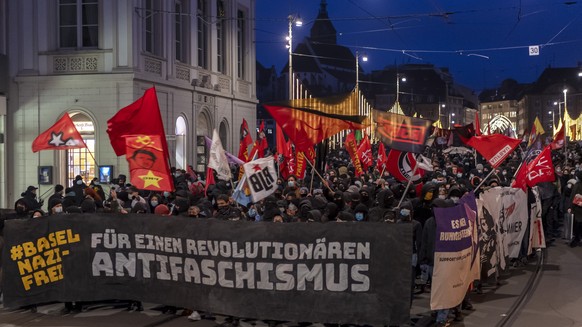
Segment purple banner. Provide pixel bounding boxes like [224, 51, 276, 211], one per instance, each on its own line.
[434, 205, 473, 252]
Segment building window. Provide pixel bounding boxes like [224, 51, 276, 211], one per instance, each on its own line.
[145, 0, 162, 56]
[216, 0, 226, 73]
[219, 120, 228, 149]
[67, 113, 95, 187]
[175, 1, 183, 61]
[197, 0, 208, 69]
[59, 0, 99, 48]
[174, 0, 189, 63]
[175, 116, 187, 170]
[237, 9, 246, 79]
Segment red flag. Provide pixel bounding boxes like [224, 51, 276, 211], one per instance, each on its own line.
[32, 113, 86, 152]
[275, 123, 287, 178]
[386, 150, 424, 182]
[551, 122, 565, 150]
[357, 134, 373, 171]
[460, 133, 521, 168]
[377, 142, 388, 173]
[264, 105, 367, 153]
[345, 132, 365, 177]
[511, 164, 527, 191]
[205, 167, 215, 196]
[107, 87, 169, 157]
[250, 120, 267, 159]
[238, 118, 253, 162]
[526, 145, 555, 187]
[474, 113, 482, 136]
[296, 152, 307, 179]
[125, 135, 174, 191]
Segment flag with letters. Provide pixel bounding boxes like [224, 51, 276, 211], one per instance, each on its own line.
[357, 133, 373, 171]
[32, 113, 87, 152]
[373, 110, 433, 153]
[243, 156, 277, 202]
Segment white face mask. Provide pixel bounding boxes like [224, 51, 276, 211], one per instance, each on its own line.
[54, 206, 63, 213]
[450, 196, 460, 203]
[457, 173, 463, 178]
[438, 194, 447, 200]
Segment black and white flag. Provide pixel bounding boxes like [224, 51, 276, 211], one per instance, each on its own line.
[244, 156, 277, 202]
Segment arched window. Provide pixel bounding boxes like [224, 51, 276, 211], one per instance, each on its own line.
[196, 110, 211, 172]
[175, 116, 187, 170]
[67, 112, 95, 187]
[219, 120, 228, 150]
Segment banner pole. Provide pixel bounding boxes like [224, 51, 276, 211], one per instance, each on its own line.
[396, 153, 421, 208]
[473, 169, 496, 193]
[309, 167, 315, 194]
[305, 158, 333, 192]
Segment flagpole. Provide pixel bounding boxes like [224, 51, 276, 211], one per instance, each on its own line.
[380, 165, 386, 179]
[309, 167, 315, 194]
[38, 188, 53, 201]
[305, 158, 333, 192]
[473, 169, 496, 193]
[397, 153, 421, 208]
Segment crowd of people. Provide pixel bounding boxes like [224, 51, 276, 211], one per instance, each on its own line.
[1, 140, 581, 327]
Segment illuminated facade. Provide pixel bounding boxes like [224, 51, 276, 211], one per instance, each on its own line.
[2, 0, 257, 208]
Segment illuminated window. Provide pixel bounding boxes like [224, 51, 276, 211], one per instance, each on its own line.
[67, 113, 95, 187]
[175, 116, 187, 170]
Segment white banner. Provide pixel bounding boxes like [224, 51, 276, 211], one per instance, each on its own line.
[529, 186, 546, 251]
[480, 187, 529, 264]
[477, 198, 499, 277]
[243, 156, 277, 202]
[208, 129, 232, 180]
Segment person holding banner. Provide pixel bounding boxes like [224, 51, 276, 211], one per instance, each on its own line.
[568, 171, 582, 247]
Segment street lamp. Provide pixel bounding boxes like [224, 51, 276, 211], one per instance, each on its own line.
[396, 74, 406, 104]
[438, 103, 445, 123]
[564, 88, 568, 113]
[549, 110, 555, 130]
[450, 112, 455, 129]
[355, 51, 368, 90]
[287, 14, 302, 100]
[554, 101, 564, 122]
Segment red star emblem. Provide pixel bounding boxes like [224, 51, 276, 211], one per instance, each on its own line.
[253, 164, 262, 172]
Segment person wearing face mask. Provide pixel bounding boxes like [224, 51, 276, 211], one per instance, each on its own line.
[148, 194, 162, 213]
[282, 203, 299, 223]
[437, 188, 448, 200]
[47, 184, 65, 213]
[21, 185, 43, 211]
[368, 189, 396, 222]
[50, 201, 65, 215]
[354, 204, 368, 222]
[212, 194, 242, 221]
[448, 186, 463, 204]
[396, 201, 422, 308]
[359, 187, 374, 207]
[71, 175, 87, 205]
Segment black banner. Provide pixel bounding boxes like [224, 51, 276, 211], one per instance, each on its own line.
[373, 110, 433, 153]
[2, 215, 412, 325]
